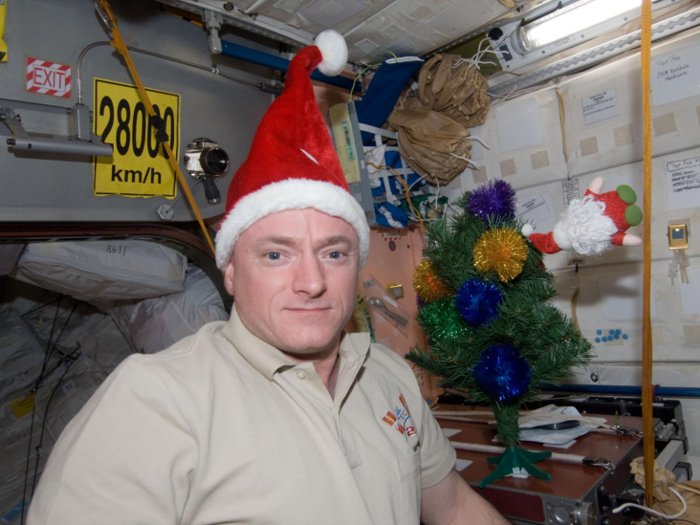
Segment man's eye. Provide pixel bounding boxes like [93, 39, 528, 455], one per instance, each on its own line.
[329, 251, 343, 260]
[266, 252, 282, 261]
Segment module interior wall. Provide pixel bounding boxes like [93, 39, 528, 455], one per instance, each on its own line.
[0, 0, 275, 223]
[560, 26, 700, 178]
[357, 228, 443, 399]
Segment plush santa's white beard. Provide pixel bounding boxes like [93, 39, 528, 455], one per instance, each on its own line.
[552, 195, 618, 256]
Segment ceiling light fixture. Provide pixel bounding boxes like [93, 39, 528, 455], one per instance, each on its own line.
[514, 0, 658, 54]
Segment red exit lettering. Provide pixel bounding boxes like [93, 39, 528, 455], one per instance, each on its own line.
[34, 65, 66, 91]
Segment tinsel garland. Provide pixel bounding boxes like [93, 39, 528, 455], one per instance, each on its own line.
[417, 299, 471, 342]
[473, 228, 528, 282]
[413, 261, 453, 303]
[455, 279, 503, 326]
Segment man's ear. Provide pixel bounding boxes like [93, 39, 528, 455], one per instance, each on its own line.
[224, 261, 235, 296]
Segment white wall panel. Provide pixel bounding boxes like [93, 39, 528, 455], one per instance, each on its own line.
[551, 259, 700, 364]
[463, 88, 567, 192]
[560, 27, 700, 177]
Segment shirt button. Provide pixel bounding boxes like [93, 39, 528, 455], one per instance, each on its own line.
[296, 371, 306, 380]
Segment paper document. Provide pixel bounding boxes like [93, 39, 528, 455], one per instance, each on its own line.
[665, 156, 700, 211]
[493, 405, 607, 446]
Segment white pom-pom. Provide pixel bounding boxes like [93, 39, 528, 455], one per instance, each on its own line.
[314, 30, 348, 76]
[521, 223, 534, 236]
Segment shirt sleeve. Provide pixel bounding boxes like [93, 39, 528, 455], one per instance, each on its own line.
[417, 395, 457, 489]
[27, 355, 198, 525]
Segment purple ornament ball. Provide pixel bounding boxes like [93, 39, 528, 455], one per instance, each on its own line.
[467, 180, 517, 220]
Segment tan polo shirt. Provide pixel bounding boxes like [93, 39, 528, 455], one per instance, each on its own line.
[28, 307, 455, 525]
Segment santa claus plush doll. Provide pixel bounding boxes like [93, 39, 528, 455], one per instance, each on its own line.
[522, 177, 642, 256]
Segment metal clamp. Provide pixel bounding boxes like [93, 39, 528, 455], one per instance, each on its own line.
[612, 425, 642, 438]
[582, 456, 614, 471]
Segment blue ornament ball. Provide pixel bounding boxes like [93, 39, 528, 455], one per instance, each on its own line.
[455, 279, 503, 326]
[473, 344, 531, 402]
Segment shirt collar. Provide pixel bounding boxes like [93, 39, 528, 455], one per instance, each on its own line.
[223, 306, 371, 380]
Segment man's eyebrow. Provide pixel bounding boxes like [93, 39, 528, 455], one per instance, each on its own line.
[322, 235, 354, 247]
[255, 236, 296, 247]
[253, 235, 355, 248]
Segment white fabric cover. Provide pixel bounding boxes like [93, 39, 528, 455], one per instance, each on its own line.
[109, 264, 228, 354]
[0, 311, 44, 404]
[12, 241, 187, 304]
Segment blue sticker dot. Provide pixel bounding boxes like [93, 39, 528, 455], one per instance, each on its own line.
[614, 334, 620, 340]
[597, 329, 602, 335]
[622, 334, 629, 340]
[602, 337, 608, 342]
[609, 329, 615, 335]
[616, 329, 622, 336]
[595, 337, 601, 343]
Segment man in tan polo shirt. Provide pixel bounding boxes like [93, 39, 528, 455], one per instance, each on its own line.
[28, 31, 509, 524]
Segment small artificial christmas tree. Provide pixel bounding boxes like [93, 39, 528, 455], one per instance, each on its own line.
[407, 180, 593, 487]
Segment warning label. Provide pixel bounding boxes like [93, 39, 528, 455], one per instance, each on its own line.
[26, 57, 72, 98]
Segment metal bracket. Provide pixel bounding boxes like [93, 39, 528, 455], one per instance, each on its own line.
[203, 10, 223, 55]
[0, 100, 113, 157]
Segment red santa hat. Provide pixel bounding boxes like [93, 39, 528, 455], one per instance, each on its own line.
[215, 30, 370, 270]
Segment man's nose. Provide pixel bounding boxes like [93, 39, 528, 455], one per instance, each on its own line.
[292, 252, 327, 297]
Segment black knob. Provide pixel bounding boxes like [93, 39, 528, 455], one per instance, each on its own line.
[202, 176, 221, 205]
[201, 147, 230, 177]
[488, 27, 504, 41]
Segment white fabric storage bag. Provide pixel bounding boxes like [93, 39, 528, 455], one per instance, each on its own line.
[0, 311, 44, 404]
[12, 241, 187, 303]
[109, 264, 228, 354]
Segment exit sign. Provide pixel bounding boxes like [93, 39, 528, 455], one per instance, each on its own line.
[26, 57, 72, 98]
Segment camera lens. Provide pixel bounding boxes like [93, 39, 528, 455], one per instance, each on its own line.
[201, 147, 230, 176]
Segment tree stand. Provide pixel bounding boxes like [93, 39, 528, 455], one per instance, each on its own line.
[479, 447, 552, 488]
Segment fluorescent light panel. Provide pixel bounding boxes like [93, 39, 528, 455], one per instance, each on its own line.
[522, 0, 643, 50]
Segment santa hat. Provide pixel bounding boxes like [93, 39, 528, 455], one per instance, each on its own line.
[215, 30, 370, 270]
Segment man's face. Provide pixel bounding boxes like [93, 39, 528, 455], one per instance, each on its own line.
[224, 208, 360, 359]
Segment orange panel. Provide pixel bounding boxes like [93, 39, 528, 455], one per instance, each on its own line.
[357, 228, 442, 398]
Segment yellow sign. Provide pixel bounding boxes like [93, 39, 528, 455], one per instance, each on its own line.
[93, 78, 180, 198]
[10, 394, 35, 418]
[0, 0, 7, 62]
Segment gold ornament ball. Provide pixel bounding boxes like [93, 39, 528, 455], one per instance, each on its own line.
[473, 228, 528, 282]
[413, 261, 454, 303]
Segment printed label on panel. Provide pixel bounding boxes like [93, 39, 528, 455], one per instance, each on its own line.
[561, 178, 580, 207]
[93, 78, 180, 198]
[516, 192, 554, 233]
[581, 89, 619, 126]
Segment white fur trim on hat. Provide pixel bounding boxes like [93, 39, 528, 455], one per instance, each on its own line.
[215, 179, 370, 269]
[553, 195, 617, 256]
[314, 30, 348, 77]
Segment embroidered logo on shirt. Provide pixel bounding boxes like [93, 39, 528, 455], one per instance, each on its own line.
[382, 393, 416, 438]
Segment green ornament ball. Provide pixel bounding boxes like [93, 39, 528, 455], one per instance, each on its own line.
[418, 299, 471, 343]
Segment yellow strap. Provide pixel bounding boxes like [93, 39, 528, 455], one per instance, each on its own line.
[97, 0, 216, 256]
[640, 0, 655, 508]
[555, 88, 568, 164]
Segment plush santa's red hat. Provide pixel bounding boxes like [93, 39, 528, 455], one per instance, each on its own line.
[215, 30, 370, 270]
